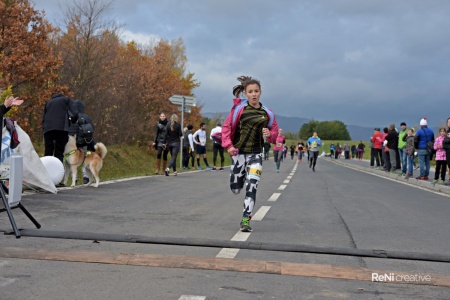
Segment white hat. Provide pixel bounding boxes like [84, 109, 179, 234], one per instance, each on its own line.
[420, 118, 427, 126]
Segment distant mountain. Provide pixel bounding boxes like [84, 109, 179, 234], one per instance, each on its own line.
[202, 112, 372, 141]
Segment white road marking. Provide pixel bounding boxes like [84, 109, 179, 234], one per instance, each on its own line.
[287, 176, 292, 179]
[179, 296, 206, 300]
[278, 185, 287, 190]
[231, 231, 251, 241]
[268, 193, 281, 202]
[335, 161, 450, 198]
[283, 180, 290, 184]
[0, 278, 16, 288]
[0, 261, 10, 267]
[216, 248, 240, 259]
[251, 206, 270, 221]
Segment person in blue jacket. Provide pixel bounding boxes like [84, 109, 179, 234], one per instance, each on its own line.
[414, 117, 435, 180]
[307, 132, 322, 172]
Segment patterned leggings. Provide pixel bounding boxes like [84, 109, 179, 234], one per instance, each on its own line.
[230, 153, 263, 217]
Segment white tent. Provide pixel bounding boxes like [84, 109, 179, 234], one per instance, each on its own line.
[1, 121, 57, 194]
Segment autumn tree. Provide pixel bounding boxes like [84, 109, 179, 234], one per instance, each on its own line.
[0, 0, 64, 140]
[54, 0, 201, 145]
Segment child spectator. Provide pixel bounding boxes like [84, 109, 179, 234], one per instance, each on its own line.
[433, 128, 447, 184]
[405, 128, 415, 179]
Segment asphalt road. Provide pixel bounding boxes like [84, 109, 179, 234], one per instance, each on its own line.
[1, 155, 449, 300]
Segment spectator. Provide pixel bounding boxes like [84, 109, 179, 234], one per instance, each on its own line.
[1, 94, 23, 119]
[414, 118, 434, 180]
[67, 99, 95, 184]
[343, 142, 350, 159]
[433, 128, 447, 184]
[381, 127, 390, 171]
[404, 128, 415, 179]
[351, 144, 357, 159]
[164, 114, 182, 176]
[370, 128, 383, 168]
[152, 112, 169, 175]
[444, 118, 450, 185]
[210, 121, 225, 171]
[357, 141, 365, 161]
[193, 123, 213, 170]
[43, 93, 72, 163]
[385, 123, 399, 173]
[330, 143, 335, 158]
[222, 75, 278, 232]
[398, 122, 408, 175]
[182, 125, 195, 170]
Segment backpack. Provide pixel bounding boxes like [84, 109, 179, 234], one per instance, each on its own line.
[76, 113, 94, 145]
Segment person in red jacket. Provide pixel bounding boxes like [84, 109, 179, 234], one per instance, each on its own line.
[222, 76, 278, 232]
[370, 128, 384, 168]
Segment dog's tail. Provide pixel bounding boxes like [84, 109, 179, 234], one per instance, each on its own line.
[94, 142, 108, 159]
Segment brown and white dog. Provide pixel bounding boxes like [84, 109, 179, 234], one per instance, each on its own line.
[63, 135, 107, 187]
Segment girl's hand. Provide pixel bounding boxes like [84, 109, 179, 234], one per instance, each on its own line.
[227, 147, 237, 156]
[262, 128, 270, 137]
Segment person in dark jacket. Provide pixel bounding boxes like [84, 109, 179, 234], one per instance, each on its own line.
[164, 114, 182, 176]
[414, 117, 434, 180]
[68, 99, 95, 184]
[152, 113, 169, 175]
[42, 93, 72, 163]
[385, 123, 399, 173]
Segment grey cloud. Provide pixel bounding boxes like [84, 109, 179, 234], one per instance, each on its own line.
[32, 0, 450, 128]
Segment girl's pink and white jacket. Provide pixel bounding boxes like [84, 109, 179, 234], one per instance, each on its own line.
[222, 98, 279, 150]
[434, 135, 446, 161]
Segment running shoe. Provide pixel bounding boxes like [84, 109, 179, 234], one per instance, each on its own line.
[174, 171, 177, 176]
[432, 179, 438, 184]
[198, 166, 203, 170]
[240, 216, 252, 232]
[206, 166, 213, 170]
[219, 167, 224, 171]
[165, 168, 169, 176]
[211, 167, 217, 171]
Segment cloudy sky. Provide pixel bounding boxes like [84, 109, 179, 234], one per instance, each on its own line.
[33, 0, 450, 128]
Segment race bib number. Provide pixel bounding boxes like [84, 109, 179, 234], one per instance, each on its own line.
[276, 142, 282, 147]
[248, 164, 262, 181]
[200, 141, 206, 146]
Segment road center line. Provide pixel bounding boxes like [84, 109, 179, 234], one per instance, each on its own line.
[216, 248, 240, 259]
[179, 296, 206, 300]
[278, 185, 287, 190]
[231, 231, 251, 242]
[251, 206, 270, 221]
[268, 193, 281, 202]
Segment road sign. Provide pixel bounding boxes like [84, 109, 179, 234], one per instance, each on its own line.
[177, 105, 191, 113]
[169, 95, 197, 107]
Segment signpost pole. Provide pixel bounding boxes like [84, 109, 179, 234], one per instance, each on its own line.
[180, 97, 185, 168]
